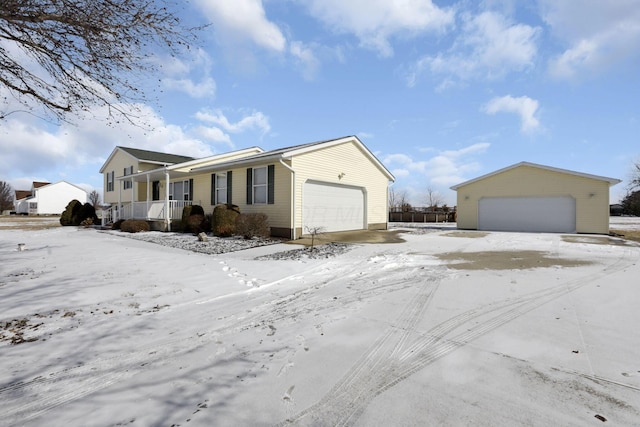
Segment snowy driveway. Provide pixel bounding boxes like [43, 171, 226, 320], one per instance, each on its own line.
[1, 226, 639, 426]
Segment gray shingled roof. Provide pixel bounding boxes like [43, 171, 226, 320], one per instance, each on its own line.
[212, 136, 352, 163]
[118, 146, 195, 164]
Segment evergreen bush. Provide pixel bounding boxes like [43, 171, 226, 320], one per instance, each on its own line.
[60, 199, 82, 226]
[74, 203, 98, 226]
[212, 204, 240, 237]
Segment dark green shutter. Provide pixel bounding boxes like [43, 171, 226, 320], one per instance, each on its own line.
[211, 174, 216, 205]
[267, 165, 275, 204]
[246, 168, 253, 204]
[152, 181, 160, 201]
[227, 171, 233, 205]
[189, 178, 194, 201]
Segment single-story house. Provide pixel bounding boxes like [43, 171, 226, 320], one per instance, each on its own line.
[450, 162, 621, 234]
[14, 181, 88, 215]
[99, 136, 395, 238]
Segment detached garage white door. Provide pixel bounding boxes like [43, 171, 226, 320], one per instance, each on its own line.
[478, 196, 576, 233]
[303, 181, 365, 233]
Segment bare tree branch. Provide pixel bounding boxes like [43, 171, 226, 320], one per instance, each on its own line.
[0, 181, 14, 211]
[0, 0, 199, 124]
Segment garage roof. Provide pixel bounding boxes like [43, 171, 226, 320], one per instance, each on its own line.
[450, 161, 621, 190]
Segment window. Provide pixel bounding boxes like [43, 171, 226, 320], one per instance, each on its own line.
[106, 171, 114, 192]
[169, 180, 191, 201]
[123, 166, 133, 190]
[211, 172, 232, 205]
[253, 167, 267, 204]
[246, 165, 274, 205]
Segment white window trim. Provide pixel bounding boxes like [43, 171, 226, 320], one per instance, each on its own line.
[107, 171, 114, 192]
[215, 172, 227, 204]
[169, 180, 190, 201]
[253, 166, 268, 205]
[123, 166, 133, 190]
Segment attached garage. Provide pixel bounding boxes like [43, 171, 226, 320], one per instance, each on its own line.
[303, 181, 365, 233]
[478, 196, 576, 233]
[451, 162, 621, 234]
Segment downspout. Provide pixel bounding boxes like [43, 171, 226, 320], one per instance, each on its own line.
[165, 169, 171, 231]
[279, 159, 296, 240]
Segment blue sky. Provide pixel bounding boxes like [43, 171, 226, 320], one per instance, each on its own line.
[1, 0, 639, 206]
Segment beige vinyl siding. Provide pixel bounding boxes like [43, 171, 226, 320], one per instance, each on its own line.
[189, 162, 293, 230]
[102, 150, 139, 204]
[456, 165, 611, 234]
[291, 141, 389, 230]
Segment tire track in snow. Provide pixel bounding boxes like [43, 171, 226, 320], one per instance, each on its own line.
[279, 248, 636, 426]
[0, 251, 401, 424]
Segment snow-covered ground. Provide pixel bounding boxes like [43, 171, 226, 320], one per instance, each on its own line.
[1, 223, 639, 426]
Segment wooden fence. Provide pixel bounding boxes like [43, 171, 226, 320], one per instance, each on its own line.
[388, 208, 456, 223]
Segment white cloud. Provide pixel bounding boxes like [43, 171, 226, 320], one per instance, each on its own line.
[289, 41, 321, 81]
[195, 109, 271, 136]
[382, 142, 490, 205]
[155, 49, 217, 98]
[194, 0, 286, 53]
[408, 11, 539, 87]
[303, 0, 454, 57]
[162, 77, 217, 98]
[195, 126, 232, 146]
[0, 103, 215, 186]
[541, 0, 640, 79]
[482, 95, 540, 133]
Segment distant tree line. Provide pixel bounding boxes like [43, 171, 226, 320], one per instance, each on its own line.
[621, 161, 640, 216]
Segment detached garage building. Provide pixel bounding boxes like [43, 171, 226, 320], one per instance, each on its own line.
[451, 162, 621, 234]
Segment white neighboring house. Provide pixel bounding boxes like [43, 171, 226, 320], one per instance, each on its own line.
[14, 181, 88, 215]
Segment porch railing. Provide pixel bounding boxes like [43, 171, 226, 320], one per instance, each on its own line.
[101, 200, 195, 227]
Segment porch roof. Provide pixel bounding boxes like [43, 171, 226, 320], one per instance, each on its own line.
[115, 167, 191, 183]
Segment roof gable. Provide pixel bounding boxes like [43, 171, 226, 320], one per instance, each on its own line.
[15, 190, 31, 200]
[451, 161, 621, 190]
[190, 135, 395, 181]
[100, 146, 195, 173]
[32, 181, 51, 189]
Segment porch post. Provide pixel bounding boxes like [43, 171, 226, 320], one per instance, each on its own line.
[131, 177, 134, 217]
[165, 170, 171, 231]
[117, 181, 122, 221]
[146, 174, 150, 220]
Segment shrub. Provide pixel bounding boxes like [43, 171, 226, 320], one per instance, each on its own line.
[180, 205, 193, 232]
[80, 217, 94, 227]
[187, 214, 206, 234]
[235, 213, 270, 239]
[120, 219, 150, 233]
[74, 203, 98, 226]
[112, 219, 125, 230]
[181, 204, 206, 233]
[212, 204, 240, 237]
[190, 204, 205, 216]
[60, 199, 82, 226]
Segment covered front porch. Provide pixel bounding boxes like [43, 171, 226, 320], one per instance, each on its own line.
[101, 167, 196, 231]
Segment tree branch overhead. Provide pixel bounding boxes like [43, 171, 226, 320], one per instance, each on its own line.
[0, 0, 197, 124]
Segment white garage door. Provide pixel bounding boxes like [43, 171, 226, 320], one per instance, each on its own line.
[303, 181, 365, 233]
[478, 196, 576, 233]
